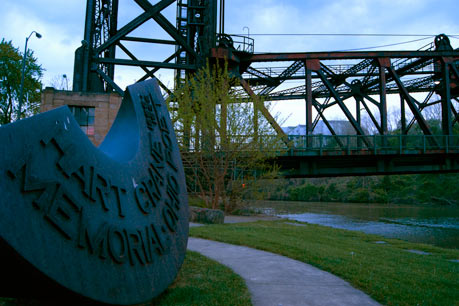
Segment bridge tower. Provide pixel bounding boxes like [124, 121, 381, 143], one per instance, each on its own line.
[73, 0, 219, 94]
[73, 0, 118, 93]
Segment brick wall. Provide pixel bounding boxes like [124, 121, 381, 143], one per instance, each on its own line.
[41, 88, 122, 146]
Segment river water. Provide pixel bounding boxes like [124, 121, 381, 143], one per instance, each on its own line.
[252, 201, 459, 249]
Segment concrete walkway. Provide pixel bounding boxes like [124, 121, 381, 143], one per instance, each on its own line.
[188, 237, 380, 306]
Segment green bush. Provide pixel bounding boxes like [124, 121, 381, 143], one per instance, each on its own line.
[188, 197, 207, 208]
[289, 184, 322, 201]
[349, 187, 371, 203]
[240, 173, 459, 205]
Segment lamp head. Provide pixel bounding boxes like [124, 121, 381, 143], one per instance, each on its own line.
[35, 32, 42, 39]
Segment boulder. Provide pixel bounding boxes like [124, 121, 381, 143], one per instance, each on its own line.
[189, 206, 224, 224]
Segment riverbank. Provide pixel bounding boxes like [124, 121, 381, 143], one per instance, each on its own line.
[245, 173, 459, 206]
[190, 220, 459, 306]
[246, 200, 459, 249]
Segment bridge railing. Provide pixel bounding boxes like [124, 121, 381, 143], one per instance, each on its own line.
[180, 134, 459, 156]
[283, 134, 459, 156]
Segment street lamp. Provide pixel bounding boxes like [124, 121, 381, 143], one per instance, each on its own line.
[63, 74, 69, 90]
[17, 31, 42, 121]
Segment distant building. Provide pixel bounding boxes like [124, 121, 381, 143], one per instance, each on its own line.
[41, 88, 122, 146]
[282, 120, 355, 136]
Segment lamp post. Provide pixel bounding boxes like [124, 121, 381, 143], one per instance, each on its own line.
[63, 74, 69, 90]
[17, 31, 42, 121]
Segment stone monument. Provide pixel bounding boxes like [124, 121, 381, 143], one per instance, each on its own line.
[0, 79, 189, 305]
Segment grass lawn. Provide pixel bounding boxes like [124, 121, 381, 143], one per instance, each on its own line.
[0, 251, 251, 306]
[190, 220, 459, 306]
[152, 251, 251, 305]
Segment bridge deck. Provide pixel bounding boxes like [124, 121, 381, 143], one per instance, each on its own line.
[274, 134, 459, 177]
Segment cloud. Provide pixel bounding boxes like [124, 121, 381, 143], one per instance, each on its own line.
[1, 0, 85, 86]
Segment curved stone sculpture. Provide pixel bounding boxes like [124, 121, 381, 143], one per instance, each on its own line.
[0, 79, 188, 305]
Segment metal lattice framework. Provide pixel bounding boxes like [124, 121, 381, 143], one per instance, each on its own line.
[73, 0, 218, 94]
[73, 0, 459, 146]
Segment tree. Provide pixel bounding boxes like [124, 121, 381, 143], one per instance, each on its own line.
[49, 74, 71, 90]
[170, 62, 285, 211]
[0, 39, 43, 124]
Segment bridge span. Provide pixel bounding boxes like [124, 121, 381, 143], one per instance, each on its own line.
[74, 0, 459, 180]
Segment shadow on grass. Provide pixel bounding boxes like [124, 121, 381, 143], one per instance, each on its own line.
[0, 251, 251, 306]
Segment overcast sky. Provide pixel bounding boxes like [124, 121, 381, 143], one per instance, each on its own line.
[1, 0, 458, 125]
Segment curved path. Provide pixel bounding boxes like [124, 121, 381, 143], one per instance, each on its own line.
[188, 237, 380, 306]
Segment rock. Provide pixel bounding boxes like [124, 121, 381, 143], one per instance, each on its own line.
[189, 206, 225, 224]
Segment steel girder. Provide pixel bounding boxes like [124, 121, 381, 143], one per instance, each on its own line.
[73, 0, 217, 95]
[237, 36, 459, 139]
[73, 0, 119, 93]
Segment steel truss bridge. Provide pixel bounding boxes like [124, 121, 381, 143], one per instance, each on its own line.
[73, 0, 459, 177]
